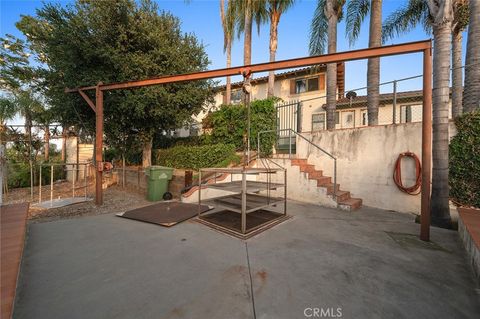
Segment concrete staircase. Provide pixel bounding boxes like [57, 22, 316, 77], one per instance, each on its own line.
[290, 158, 362, 211]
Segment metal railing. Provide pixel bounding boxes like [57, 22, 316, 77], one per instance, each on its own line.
[257, 129, 337, 199]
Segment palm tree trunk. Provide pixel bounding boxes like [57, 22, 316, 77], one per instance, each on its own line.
[431, 22, 452, 227]
[463, 0, 480, 113]
[44, 125, 50, 161]
[451, 30, 463, 118]
[226, 40, 232, 105]
[142, 137, 153, 168]
[244, 4, 252, 67]
[268, 11, 280, 98]
[367, 0, 382, 126]
[325, 2, 338, 130]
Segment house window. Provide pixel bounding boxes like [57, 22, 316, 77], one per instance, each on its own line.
[400, 105, 412, 123]
[335, 111, 340, 124]
[295, 79, 307, 94]
[361, 109, 368, 126]
[291, 75, 323, 94]
[312, 113, 325, 131]
[230, 90, 242, 104]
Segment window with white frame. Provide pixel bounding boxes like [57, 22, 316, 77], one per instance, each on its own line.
[292, 76, 322, 94]
[312, 113, 326, 131]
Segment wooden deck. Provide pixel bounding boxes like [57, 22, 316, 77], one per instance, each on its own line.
[1, 203, 29, 319]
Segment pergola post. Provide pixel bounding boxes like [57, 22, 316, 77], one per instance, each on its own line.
[420, 47, 432, 241]
[95, 83, 104, 205]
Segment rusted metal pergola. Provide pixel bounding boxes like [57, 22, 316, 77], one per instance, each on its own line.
[66, 40, 432, 241]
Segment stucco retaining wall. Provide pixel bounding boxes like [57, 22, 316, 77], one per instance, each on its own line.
[296, 122, 456, 214]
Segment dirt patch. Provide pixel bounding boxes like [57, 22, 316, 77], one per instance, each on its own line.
[3, 183, 151, 223]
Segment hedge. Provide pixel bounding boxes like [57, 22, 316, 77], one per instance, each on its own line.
[449, 111, 480, 207]
[153, 134, 212, 149]
[154, 143, 239, 170]
[208, 98, 277, 155]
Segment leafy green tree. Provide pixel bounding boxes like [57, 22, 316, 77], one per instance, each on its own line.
[17, 0, 214, 167]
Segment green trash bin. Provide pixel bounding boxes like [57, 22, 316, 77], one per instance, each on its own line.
[145, 166, 174, 201]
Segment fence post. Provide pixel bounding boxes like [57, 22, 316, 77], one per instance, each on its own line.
[257, 132, 261, 160]
[296, 101, 302, 133]
[392, 80, 397, 124]
[50, 164, 53, 205]
[39, 165, 42, 203]
[288, 129, 292, 159]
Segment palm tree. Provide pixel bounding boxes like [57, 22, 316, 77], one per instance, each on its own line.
[220, 0, 235, 105]
[228, 0, 266, 67]
[384, 0, 455, 228]
[346, 0, 382, 126]
[463, 0, 479, 113]
[265, 0, 296, 97]
[310, 0, 346, 129]
[383, 0, 468, 118]
[452, 0, 469, 117]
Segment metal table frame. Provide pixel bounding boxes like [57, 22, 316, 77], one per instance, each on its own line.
[197, 166, 287, 235]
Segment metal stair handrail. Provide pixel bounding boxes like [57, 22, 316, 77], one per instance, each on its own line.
[257, 129, 337, 199]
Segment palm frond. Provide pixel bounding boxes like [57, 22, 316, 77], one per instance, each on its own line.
[382, 0, 431, 43]
[345, 0, 370, 46]
[309, 0, 328, 55]
[252, 0, 268, 35]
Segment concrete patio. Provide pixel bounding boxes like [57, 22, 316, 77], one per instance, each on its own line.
[13, 201, 480, 319]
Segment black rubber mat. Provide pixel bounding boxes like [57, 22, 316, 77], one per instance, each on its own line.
[117, 202, 211, 227]
[199, 210, 286, 234]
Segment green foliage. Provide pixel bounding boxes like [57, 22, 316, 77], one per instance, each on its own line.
[209, 98, 277, 155]
[382, 0, 431, 43]
[449, 111, 480, 208]
[5, 148, 64, 188]
[309, 0, 345, 55]
[16, 0, 214, 155]
[154, 143, 238, 170]
[153, 135, 211, 149]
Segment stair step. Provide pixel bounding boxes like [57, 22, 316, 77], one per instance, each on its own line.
[308, 171, 323, 179]
[291, 158, 307, 166]
[324, 183, 340, 194]
[300, 164, 316, 173]
[338, 198, 363, 211]
[311, 176, 331, 186]
[333, 190, 351, 202]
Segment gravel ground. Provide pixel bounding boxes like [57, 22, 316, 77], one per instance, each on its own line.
[3, 182, 151, 223]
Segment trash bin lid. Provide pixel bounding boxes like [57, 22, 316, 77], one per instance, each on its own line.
[148, 165, 174, 171]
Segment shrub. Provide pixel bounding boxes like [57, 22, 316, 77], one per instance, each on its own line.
[153, 134, 211, 149]
[209, 98, 277, 155]
[154, 143, 239, 170]
[449, 111, 480, 207]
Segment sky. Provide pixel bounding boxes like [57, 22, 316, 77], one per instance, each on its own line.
[0, 0, 469, 125]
